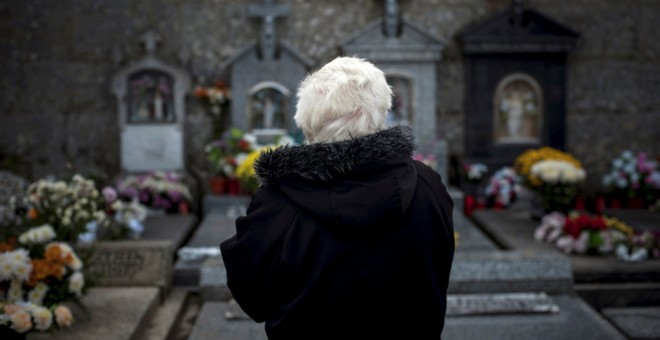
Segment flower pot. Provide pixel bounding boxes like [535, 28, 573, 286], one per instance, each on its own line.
[227, 178, 241, 196]
[209, 176, 227, 194]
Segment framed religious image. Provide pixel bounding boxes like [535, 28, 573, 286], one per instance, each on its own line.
[249, 81, 290, 130]
[493, 73, 543, 144]
[128, 70, 175, 123]
[386, 76, 413, 126]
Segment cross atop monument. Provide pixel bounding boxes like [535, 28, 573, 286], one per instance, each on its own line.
[383, 0, 400, 37]
[512, 0, 525, 27]
[140, 31, 161, 55]
[248, 0, 291, 61]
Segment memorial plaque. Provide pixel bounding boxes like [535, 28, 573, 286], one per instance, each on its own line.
[447, 292, 560, 316]
[81, 240, 173, 290]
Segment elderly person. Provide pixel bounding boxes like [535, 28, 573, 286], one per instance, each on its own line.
[221, 56, 454, 339]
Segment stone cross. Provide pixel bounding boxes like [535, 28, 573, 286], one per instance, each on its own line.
[248, 0, 290, 61]
[384, 0, 400, 37]
[512, 0, 524, 26]
[140, 31, 161, 55]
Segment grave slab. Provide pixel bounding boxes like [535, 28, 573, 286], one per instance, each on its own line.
[602, 307, 660, 339]
[443, 295, 625, 340]
[28, 287, 160, 340]
[141, 214, 198, 251]
[448, 251, 574, 294]
[173, 210, 236, 286]
[203, 194, 250, 216]
[472, 210, 660, 282]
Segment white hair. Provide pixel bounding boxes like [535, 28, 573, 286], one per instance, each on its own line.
[294, 56, 392, 143]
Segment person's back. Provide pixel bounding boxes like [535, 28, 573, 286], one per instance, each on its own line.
[221, 57, 455, 340]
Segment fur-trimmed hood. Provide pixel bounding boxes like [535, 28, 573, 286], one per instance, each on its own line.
[254, 126, 419, 232]
[255, 126, 416, 184]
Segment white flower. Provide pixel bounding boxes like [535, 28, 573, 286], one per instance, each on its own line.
[8, 279, 23, 302]
[68, 272, 84, 297]
[18, 224, 56, 244]
[555, 236, 575, 254]
[31, 305, 53, 331]
[27, 282, 49, 305]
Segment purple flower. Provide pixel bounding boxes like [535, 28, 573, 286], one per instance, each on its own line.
[102, 186, 117, 203]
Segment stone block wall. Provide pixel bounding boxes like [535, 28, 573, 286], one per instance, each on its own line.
[0, 0, 658, 191]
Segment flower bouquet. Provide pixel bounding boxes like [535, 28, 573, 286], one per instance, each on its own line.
[1, 227, 85, 335]
[483, 167, 522, 208]
[195, 81, 231, 139]
[233, 133, 297, 195]
[534, 211, 659, 261]
[205, 128, 256, 195]
[460, 162, 488, 205]
[602, 150, 660, 208]
[515, 147, 585, 216]
[116, 171, 191, 214]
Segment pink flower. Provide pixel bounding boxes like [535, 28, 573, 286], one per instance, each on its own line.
[4, 304, 20, 315]
[54, 305, 74, 327]
[10, 308, 33, 333]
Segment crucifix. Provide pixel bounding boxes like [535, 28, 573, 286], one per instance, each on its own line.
[512, 0, 524, 27]
[384, 0, 400, 37]
[140, 31, 161, 55]
[248, 0, 290, 61]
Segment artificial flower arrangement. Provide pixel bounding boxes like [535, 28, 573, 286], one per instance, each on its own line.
[461, 162, 488, 184]
[601, 150, 660, 207]
[116, 171, 191, 214]
[514, 147, 586, 214]
[483, 167, 522, 207]
[194, 81, 231, 139]
[534, 211, 660, 262]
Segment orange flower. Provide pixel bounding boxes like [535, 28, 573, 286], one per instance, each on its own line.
[45, 244, 63, 263]
[194, 86, 208, 99]
[28, 259, 49, 286]
[0, 238, 16, 252]
[28, 207, 39, 219]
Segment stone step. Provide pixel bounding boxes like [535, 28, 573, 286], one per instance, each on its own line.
[189, 302, 266, 340]
[141, 287, 190, 340]
[28, 287, 160, 340]
[602, 306, 660, 340]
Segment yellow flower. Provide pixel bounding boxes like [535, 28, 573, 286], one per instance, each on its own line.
[514, 147, 582, 187]
[235, 147, 272, 193]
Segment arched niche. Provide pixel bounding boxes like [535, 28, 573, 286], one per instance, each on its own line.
[386, 73, 415, 127]
[493, 73, 543, 144]
[248, 81, 291, 130]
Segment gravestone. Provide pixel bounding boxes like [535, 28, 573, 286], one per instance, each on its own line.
[342, 0, 448, 181]
[223, 0, 312, 142]
[112, 31, 191, 172]
[79, 240, 173, 292]
[458, 0, 579, 169]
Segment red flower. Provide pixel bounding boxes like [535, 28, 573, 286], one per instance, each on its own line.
[194, 87, 208, 99]
[238, 140, 251, 151]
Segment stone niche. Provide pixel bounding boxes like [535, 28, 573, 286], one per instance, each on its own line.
[459, 2, 579, 168]
[112, 31, 191, 172]
[342, 0, 447, 180]
[223, 0, 312, 142]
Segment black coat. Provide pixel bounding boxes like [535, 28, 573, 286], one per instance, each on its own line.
[220, 126, 455, 340]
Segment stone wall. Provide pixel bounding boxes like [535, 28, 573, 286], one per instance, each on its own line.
[1, 0, 658, 191]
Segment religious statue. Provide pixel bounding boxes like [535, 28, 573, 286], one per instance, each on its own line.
[494, 74, 541, 143]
